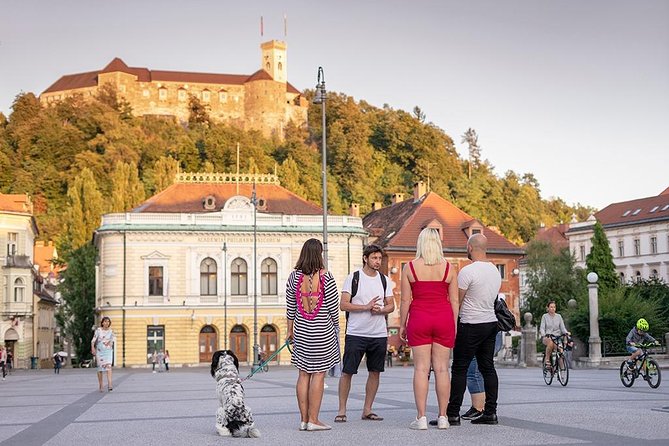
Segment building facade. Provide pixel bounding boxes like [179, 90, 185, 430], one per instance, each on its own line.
[0, 194, 39, 369]
[361, 183, 525, 349]
[40, 40, 308, 139]
[567, 188, 669, 283]
[94, 173, 366, 367]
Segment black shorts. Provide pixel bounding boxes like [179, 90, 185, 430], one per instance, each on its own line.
[342, 335, 387, 374]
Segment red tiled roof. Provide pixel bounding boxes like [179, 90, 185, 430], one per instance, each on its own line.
[245, 69, 273, 82]
[42, 59, 303, 95]
[132, 182, 322, 215]
[34, 242, 61, 275]
[595, 191, 669, 226]
[42, 70, 99, 94]
[0, 194, 32, 213]
[660, 186, 669, 196]
[363, 192, 521, 253]
[533, 224, 570, 251]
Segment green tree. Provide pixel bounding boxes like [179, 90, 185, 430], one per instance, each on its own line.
[188, 95, 211, 128]
[145, 156, 180, 194]
[568, 286, 668, 354]
[55, 244, 97, 363]
[585, 221, 618, 292]
[62, 168, 104, 251]
[522, 241, 587, 323]
[110, 161, 145, 212]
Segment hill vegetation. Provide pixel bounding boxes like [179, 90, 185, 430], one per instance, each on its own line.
[0, 87, 594, 248]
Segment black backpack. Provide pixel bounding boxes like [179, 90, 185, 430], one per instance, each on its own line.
[346, 271, 388, 327]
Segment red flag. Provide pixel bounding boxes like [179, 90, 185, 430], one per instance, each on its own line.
[260, 16, 264, 37]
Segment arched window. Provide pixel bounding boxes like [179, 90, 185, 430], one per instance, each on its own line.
[200, 258, 217, 296]
[14, 278, 25, 302]
[619, 272, 625, 284]
[651, 269, 658, 279]
[635, 271, 642, 283]
[261, 258, 277, 295]
[231, 258, 247, 295]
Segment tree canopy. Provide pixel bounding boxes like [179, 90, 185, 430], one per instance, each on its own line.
[0, 89, 594, 248]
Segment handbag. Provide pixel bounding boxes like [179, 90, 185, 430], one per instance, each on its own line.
[494, 297, 516, 332]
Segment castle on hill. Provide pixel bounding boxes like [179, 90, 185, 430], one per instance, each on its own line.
[39, 40, 308, 138]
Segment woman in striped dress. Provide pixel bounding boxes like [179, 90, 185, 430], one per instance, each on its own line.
[286, 238, 340, 432]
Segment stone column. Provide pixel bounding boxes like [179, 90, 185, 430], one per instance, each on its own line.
[521, 312, 537, 367]
[587, 274, 602, 365]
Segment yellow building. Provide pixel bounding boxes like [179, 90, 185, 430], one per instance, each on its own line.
[40, 40, 308, 139]
[94, 173, 366, 367]
[0, 194, 38, 368]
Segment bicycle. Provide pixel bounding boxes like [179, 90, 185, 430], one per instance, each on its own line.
[542, 334, 569, 386]
[619, 343, 661, 389]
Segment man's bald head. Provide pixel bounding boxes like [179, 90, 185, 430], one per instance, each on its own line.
[467, 233, 488, 253]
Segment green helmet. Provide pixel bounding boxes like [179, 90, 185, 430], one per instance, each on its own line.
[636, 318, 649, 331]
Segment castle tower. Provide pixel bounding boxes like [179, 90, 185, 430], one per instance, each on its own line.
[260, 40, 287, 83]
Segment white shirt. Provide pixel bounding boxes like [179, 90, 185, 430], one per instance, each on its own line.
[342, 269, 394, 338]
[457, 261, 501, 324]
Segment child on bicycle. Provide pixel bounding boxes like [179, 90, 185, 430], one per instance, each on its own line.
[626, 318, 659, 366]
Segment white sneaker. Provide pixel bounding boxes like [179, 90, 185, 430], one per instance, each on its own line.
[437, 416, 449, 429]
[409, 416, 428, 430]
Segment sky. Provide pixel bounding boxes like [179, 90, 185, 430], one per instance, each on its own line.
[1, 0, 667, 210]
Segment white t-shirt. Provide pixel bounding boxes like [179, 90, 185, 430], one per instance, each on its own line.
[457, 261, 501, 324]
[342, 269, 394, 338]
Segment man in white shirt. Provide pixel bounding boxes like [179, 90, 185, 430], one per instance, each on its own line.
[446, 234, 501, 425]
[335, 245, 395, 423]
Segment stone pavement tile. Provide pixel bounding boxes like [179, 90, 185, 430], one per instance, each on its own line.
[0, 426, 30, 443]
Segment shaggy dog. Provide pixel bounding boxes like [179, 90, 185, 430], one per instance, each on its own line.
[210, 350, 261, 438]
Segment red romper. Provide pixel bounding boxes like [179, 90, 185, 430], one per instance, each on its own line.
[406, 261, 456, 348]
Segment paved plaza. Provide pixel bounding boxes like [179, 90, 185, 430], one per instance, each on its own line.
[1, 363, 668, 446]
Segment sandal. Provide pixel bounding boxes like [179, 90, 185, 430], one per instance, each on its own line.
[108, 387, 113, 392]
[362, 413, 383, 421]
[334, 414, 347, 423]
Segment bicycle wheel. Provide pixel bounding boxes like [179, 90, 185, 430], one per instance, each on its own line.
[542, 353, 553, 385]
[557, 353, 569, 386]
[620, 361, 635, 387]
[262, 364, 269, 373]
[645, 359, 661, 389]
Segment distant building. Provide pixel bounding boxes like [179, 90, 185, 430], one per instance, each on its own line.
[40, 40, 308, 139]
[94, 172, 366, 367]
[361, 182, 524, 348]
[0, 194, 38, 368]
[567, 187, 669, 283]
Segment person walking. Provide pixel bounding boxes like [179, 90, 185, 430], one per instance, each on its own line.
[157, 350, 165, 372]
[164, 350, 170, 372]
[446, 233, 501, 426]
[286, 238, 340, 432]
[399, 228, 459, 430]
[0, 346, 7, 381]
[53, 354, 62, 374]
[91, 316, 116, 392]
[336, 244, 395, 423]
[151, 350, 157, 373]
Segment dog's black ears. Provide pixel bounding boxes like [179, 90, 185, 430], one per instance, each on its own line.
[210, 350, 240, 376]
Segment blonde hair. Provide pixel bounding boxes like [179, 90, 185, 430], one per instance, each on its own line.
[416, 228, 444, 265]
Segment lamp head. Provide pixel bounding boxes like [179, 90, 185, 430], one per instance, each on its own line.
[587, 272, 598, 284]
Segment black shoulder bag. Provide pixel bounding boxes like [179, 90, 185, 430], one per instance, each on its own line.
[495, 296, 516, 332]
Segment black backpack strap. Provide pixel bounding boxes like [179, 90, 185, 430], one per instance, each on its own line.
[345, 271, 360, 325]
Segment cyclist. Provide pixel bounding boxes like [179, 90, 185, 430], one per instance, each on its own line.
[626, 318, 659, 367]
[539, 301, 568, 367]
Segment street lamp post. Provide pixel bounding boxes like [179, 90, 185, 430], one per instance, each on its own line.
[252, 180, 259, 367]
[222, 242, 228, 350]
[314, 67, 328, 269]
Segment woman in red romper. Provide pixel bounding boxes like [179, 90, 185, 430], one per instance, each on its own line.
[399, 228, 459, 430]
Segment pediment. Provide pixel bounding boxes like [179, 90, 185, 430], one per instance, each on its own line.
[224, 195, 253, 211]
[141, 251, 171, 260]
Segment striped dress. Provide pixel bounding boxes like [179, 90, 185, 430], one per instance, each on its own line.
[286, 270, 340, 373]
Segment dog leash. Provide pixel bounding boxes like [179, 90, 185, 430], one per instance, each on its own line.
[242, 339, 292, 382]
